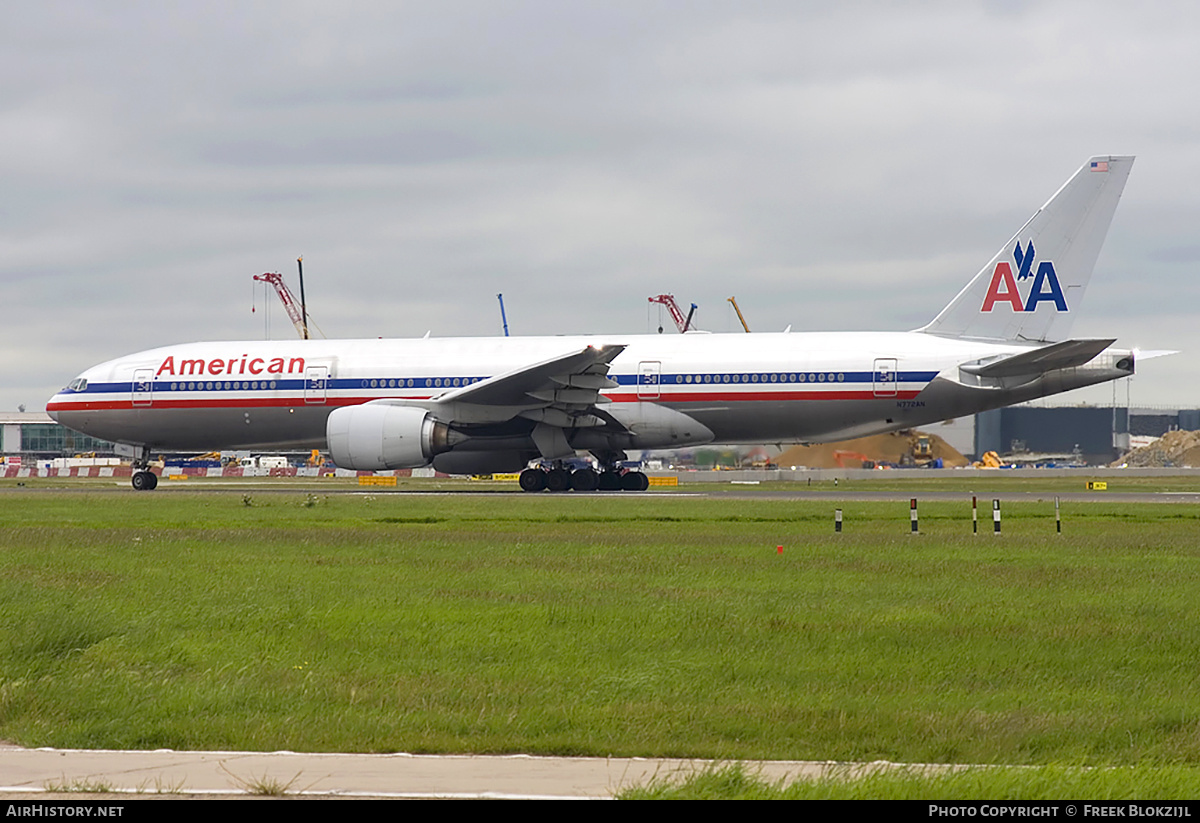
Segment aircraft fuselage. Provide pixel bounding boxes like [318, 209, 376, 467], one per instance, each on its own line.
[47, 330, 1132, 453]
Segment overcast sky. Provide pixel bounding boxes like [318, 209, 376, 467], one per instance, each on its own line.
[4, 1, 1196, 413]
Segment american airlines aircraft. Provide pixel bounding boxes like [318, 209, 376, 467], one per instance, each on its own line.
[49, 156, 1143, 492]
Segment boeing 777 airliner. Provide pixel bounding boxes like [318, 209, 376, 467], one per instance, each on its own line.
[49, 156, 1147, 491]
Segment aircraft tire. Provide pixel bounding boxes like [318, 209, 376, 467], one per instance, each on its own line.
[545, 468, 572, 493]
[519, 468, 547, 492]
[570, 468, 598, 492]
[131, 471, 153, 491]
[147, 471, 158, 490]
[621, 471, 648, 491]
[597, 470, 622, 491]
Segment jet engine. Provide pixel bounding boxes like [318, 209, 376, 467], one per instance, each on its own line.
[326, 403, 456, 470]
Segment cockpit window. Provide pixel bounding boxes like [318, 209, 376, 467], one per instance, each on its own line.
[65, 378, 88, 392]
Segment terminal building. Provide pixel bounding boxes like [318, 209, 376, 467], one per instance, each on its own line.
[1, 412, 115, 461]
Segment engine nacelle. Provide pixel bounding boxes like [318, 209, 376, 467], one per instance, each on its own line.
[326, 403, 453, 470]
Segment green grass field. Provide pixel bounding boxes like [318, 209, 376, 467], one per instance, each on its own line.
[3, 486, 1200, 776]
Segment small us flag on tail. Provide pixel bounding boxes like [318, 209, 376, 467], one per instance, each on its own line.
[1091, 160, 1109, 172]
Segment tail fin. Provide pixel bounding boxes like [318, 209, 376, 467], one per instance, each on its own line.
[919, 155, 1133, 342]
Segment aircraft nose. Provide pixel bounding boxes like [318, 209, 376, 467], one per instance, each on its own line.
[48, 405, 88, 436]
[46, 390, 74, 424]
[46, 393, 64, 423]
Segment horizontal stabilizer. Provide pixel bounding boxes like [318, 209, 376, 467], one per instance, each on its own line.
[960, 338, 1116, 378]
[1132, 349, 1179, 361]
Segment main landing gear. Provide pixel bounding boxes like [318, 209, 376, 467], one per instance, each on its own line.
[518, 462, 650, 493]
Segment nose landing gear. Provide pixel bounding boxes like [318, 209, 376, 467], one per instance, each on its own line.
[131, 470, 158, 491]
[128, 445, 159, 491]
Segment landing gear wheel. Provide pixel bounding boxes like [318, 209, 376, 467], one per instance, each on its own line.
[147, 471, 158, 490]
[519, 468, 547, 492]
[621, 470, 649, 491]
[570, 468, 598, 492]
[132, 471, 155, 491]
[597, 470, 622, 491]
[545, 468, 572, 493]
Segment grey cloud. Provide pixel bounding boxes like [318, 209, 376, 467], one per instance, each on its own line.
[2, 1, 1195, 410]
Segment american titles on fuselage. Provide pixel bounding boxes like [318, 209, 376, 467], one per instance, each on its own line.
[155, 355, 307, 378]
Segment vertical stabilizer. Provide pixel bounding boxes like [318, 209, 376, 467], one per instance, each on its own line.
[919, 155, 1133, 342]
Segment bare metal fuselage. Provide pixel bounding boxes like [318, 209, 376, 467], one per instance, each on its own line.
[47, 331, 1133, 455]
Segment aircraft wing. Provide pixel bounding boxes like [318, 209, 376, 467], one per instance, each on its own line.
[378, 344, 625, 427]
[960, 338, 1116, 378]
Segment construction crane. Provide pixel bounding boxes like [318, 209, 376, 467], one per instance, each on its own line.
[253, 271, 318, 339]
[648, 294, 697, 334]
[727, 296, 751, 332]
[497, 293, 510, 336]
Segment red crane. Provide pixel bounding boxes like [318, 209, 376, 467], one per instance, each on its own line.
[647, 294, 697, 333]
[253, 272, 310, 339]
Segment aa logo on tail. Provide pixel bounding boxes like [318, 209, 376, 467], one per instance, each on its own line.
[980, 241, 1068, 313]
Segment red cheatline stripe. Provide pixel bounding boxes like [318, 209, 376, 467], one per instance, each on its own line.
[49, 397, 377, 411]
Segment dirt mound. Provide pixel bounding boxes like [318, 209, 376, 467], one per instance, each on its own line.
[1114, 429, 1200, 467]
[776, 430, 968, 469]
